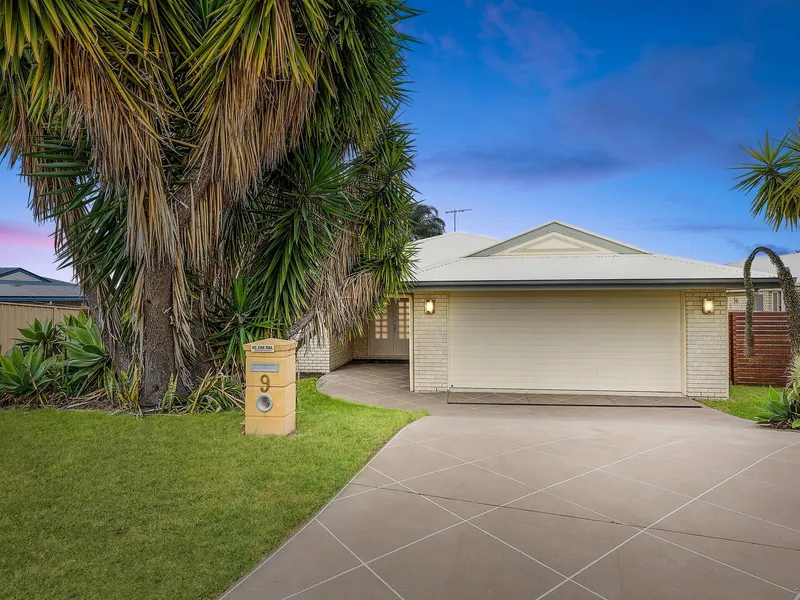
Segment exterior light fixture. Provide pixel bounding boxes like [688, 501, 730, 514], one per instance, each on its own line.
[702, 298, 715, 315]
[424, 299, 436, 315]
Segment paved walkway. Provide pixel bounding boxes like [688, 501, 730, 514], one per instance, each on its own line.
[223, 363, 800, 600]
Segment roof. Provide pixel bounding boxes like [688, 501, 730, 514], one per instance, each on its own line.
[727, 252, 800, 276]
[0, 268, 85, 303]
[413, 232, 500, 270]
[410, 222, 780, 290]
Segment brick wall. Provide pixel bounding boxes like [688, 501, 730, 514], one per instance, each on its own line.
[296, 332, 353, 373]
[296, 336, 331, 374]
[685, 289, 728, 399]
[352, 327, 369, 358]
[412, 292, 449, 392]
[330, 335, 353, 371]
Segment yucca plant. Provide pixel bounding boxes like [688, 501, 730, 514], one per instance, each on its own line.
[15, 319, 62, 357]
[0, 347, 58, 406]
[0, 0, 420, 406]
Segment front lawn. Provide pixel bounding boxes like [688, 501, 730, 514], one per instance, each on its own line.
[0, 379, 424, 600]
[698, 385, 774, 421]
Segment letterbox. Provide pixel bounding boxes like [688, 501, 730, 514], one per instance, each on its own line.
[243, 338, 297, 436]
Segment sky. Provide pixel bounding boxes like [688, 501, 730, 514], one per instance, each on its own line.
[2, 0, 800, 280]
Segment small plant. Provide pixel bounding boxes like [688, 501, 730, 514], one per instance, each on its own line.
[756, 354, 800, 430]
[178, 371, 244, 414]
[756, 387, 800, 429]
[0, 346, 58, 406]
[102, 367, 141, 412]
[59, 315, 111, 397]
[15, 319, 62, 357]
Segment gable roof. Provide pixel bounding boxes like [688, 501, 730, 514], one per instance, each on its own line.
[0, 268, 84, 303]
[413, 232, 500, 270]
[410, 222, 780, 290]
[469, 221, 647, 257]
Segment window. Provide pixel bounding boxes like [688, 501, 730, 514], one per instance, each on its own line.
[397, 299, 410, 340]
[754, 295, 764, 312]
[374, 311, 389, 339]
[773, 291, 783, 312]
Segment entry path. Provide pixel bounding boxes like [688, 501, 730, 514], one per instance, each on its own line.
[222, 363, 800, 600]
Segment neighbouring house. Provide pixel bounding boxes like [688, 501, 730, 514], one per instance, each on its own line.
[726, 252, 800, 313]
[298, 221, 780, 399]
[0, 268, 85, 350]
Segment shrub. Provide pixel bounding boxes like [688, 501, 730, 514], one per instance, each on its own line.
[0, 346, 58, 406]
[59, 314, 111, 397]
[757, 354, 800, 430]
[15, 319, 61, 356]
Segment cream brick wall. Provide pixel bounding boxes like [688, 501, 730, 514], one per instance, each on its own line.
[296, 332, 353, 374]
[728, 291, 775, 312]
[330, 335, 354, 371]
[412, 292, 449, 392]
[685, 289, 728, 399]
[352, 327, 369, 359]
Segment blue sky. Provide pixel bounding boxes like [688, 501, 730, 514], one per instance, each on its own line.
[2, 0, 800, 279]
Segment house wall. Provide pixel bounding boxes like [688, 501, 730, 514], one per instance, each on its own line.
[685, 290, 729, 399]
[352, 329, 369, 359]
[412, 292, 449, 392]
[296, 333, 353, 374]
[410, 289, 730, 398]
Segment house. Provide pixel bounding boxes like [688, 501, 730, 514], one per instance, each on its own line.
[0, 268, 85, 350]
[725, 251, 800, 313]
[298, 221, 780, 399]
[0, 268, 84, 304]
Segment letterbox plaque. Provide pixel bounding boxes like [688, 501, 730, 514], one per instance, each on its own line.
[251, 344, 275, 353]
[251, 362, 280, 373]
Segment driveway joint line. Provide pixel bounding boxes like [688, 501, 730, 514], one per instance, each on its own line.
[313, 519, 407, 600]
[533, 439, 800, 600]
[367, 465, 610, 600]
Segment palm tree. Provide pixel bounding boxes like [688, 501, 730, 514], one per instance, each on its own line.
[0, 1, 419, 405]
[410, 203, 446, 240]
[735, 121, 800, 361]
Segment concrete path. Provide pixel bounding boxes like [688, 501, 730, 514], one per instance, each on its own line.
[222, 363, 800, 600]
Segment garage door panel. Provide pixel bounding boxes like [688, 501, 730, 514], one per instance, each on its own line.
[448, 291, 683, 393]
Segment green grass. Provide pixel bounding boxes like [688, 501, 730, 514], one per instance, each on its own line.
[698, 385, 774, 421]
[0, 379, 424, 600]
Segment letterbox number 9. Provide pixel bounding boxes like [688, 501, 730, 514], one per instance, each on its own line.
[260, 374, 270, 393]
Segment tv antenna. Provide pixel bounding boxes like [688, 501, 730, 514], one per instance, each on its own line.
[444, 208, 472, 232]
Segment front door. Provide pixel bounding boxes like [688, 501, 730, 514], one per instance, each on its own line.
[369, 298, 410, 357]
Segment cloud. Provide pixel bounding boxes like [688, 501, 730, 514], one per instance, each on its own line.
[480, 1, 597, 87]
[0, 223, 53, 249]
[725, 237, 793, 257]
[421, 32, 469, 59]
[553, 44, 757, 166]
[417, 43, 759, 186]
[657, 221, 765, 233]
[418, 146, 627, 185]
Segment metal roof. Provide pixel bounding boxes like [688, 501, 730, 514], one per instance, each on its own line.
[413, 232, 500, 270]
[410, 225, 780, 290]
[0, 268, 84, 303]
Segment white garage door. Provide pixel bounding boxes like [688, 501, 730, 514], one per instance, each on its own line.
[449, 291, 683, 393]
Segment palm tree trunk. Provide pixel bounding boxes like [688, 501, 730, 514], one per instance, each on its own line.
[140, 262, 176, 407]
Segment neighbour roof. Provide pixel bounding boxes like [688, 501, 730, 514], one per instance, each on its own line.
[410, 222, 780, 290]
[727, 252, 800, 275]
[0, 268, 84, 303]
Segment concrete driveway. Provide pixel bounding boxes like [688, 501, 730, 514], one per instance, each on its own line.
[223, 363, 800, 600]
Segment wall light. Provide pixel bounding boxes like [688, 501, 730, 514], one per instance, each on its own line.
[424, 299, 436, 315]
[702, 298, 715, 315]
